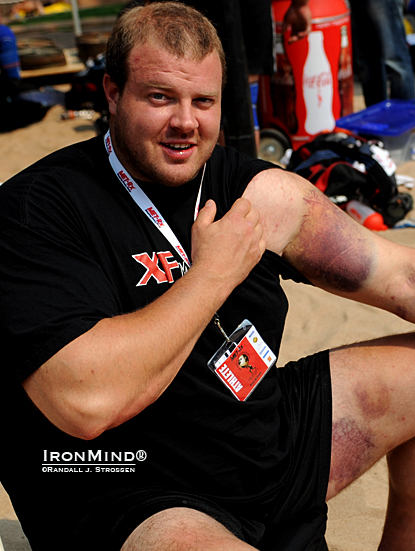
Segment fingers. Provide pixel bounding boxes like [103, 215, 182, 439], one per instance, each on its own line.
[234, 197, 263, 228]
[228, 196, 254, 216]
[196, 199, 217, 229]
[282, 5, 312, 43]
[192, 197, 265, 256]
[192, 197, 265, 267]
[287, 26, 311, 43]
[196, 197, 257, 230]
[228, 198, 263, 247]
[189, 196, 266, 295]
[217, 196, 263, 233]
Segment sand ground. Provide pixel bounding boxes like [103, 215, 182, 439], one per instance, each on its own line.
[1, 97, 415, 550]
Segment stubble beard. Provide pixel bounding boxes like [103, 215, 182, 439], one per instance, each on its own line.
[111, 119, 219, 187]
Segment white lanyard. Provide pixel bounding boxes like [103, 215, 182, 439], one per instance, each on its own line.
[104, 130, 205, 268]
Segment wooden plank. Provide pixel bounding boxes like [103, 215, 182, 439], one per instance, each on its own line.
[21, 48, 85, 79]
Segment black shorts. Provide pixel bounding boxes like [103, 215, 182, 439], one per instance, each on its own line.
[73, 350, 332, 551]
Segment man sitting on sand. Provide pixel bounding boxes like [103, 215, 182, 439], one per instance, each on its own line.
[0, 3, 415, 550]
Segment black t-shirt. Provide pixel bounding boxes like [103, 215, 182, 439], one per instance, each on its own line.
[0, 136, 307, 550]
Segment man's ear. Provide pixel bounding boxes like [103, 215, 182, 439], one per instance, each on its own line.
[103, 74, 120, 116]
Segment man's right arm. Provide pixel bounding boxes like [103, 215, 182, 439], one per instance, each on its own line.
[22, 198, 265, 440]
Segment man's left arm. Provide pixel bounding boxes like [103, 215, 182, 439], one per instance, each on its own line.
[243, 168, 415, 323]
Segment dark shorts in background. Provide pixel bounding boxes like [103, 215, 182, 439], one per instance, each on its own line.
[74, 350, 332, 551]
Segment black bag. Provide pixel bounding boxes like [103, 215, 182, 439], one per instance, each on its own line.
[65, 54, 108, 113]
[287, 131, 413, 227]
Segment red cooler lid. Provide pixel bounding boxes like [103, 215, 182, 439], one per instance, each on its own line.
[273, 0, 349, 23]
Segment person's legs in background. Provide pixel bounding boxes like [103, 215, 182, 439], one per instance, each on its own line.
[368, 0, 415, 100]
[350, 0, 415, 107]
[349, 0, 386, 106]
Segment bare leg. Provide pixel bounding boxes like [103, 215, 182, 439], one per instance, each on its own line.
[378, 437, 415, 550]
[120, 507, 257, 551]
[327, 332, 415, 550]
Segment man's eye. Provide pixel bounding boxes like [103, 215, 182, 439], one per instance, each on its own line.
[195, 98, 214, 106]
[152, 93, 165, 100]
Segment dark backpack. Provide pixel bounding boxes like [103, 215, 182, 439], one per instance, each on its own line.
[287, 130, 413, 227]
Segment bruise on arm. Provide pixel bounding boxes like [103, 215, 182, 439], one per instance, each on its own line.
[283, 188, 375, 294]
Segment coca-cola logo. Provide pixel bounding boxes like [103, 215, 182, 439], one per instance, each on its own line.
[303, 71, 332, 89]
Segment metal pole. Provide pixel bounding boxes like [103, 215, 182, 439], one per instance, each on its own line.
[70, 0, 82, 37]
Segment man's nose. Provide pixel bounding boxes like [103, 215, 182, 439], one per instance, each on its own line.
[169, 102, 199, 133]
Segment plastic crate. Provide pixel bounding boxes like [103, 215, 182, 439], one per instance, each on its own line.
[336, 99, 415, 165]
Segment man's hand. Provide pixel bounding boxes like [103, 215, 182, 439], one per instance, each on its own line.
[191, 198, 266, 297]
[283, 1, 312, 43]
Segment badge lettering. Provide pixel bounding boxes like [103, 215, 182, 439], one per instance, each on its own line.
[117, 170, 135, 192]
[157, 251, 179, 282]
[133, 251, 180, 286]
[145, 207, 164, 227]
[105, 134, 112, 154]
[218, 364, 244, 393]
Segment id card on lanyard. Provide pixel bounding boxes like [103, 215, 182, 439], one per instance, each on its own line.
[104, 131, 276, 400]
[208, 319, 276, 401]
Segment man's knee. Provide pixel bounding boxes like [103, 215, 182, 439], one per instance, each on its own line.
[120, 507, 254, 551]
[327, 333, 415, 498]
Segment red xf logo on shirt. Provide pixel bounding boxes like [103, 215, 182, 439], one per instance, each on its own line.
[132, 251, 180, 286]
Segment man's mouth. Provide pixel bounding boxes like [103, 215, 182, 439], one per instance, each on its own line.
[162, 143, 194, 152]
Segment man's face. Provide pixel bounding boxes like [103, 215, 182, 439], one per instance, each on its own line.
[104, 40, 222, 186]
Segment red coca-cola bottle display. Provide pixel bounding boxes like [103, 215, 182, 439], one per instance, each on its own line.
[270, 33, 298, 135]
[338, 24, 354, 117]
[259, 0, 353, 149]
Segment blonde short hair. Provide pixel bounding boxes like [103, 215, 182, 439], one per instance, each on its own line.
[105, 1, 226, 93]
